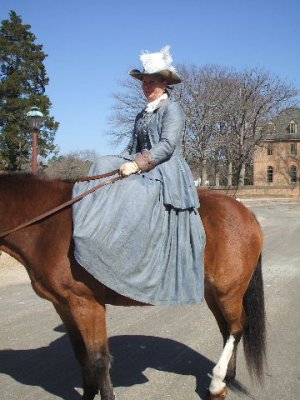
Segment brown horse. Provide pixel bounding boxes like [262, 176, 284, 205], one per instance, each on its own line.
[0, 173, 266, 400]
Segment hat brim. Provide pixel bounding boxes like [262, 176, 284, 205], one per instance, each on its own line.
[129, 69, 181, 85]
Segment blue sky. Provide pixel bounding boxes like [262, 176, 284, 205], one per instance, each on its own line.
[1, 0, 299, 156]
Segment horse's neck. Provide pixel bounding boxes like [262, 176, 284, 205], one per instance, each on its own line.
[0, 176, 73, 269]
[0, 175, 73, 235]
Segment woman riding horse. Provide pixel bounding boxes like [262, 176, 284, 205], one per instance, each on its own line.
[72, 45, 206, 306]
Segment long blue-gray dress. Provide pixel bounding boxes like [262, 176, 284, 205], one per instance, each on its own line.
[72, 97, 206, 306]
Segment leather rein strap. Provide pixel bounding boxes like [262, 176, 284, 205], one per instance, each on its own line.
[0, 169, 121, 238]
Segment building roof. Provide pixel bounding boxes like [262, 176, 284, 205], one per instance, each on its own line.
[265, 107, 300, 141]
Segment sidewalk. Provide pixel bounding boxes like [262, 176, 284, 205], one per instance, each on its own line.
[238, 197, 300, 206]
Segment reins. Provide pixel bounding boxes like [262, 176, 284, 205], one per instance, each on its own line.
[0, 169, 122, 238]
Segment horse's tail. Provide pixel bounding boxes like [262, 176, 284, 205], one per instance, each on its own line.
[242, 254, 266, 382]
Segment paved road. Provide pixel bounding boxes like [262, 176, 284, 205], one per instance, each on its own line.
[0, 201, 299, 400]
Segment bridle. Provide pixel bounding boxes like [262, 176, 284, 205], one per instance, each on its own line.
[0, 170, 122, 238]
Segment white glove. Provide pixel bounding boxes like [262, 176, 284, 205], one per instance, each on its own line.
[119, 161, 140, 177]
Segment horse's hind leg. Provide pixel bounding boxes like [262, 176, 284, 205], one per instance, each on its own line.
[205, 285, 240, 383]
[55, 298, 114, 400]
[205, 285, 245, 399]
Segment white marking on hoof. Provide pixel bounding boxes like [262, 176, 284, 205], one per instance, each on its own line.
[210, 386, 228, 399]
[209, 335, 235, 395]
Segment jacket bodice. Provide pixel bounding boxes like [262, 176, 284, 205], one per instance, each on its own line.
[123, 98, 185, 161]
[121, 98, 199, 210]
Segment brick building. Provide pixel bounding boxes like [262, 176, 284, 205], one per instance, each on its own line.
[253, 108, 300, 186]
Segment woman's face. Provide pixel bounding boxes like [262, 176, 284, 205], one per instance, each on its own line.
[142, 76, 167, 102]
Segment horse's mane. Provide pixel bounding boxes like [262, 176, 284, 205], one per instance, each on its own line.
[0, 173, 74, 204]
[0, 172, 74, 185]
[0, 171, 39, 182]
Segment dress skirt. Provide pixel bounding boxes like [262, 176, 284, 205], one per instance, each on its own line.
[72, 156, 205, 306]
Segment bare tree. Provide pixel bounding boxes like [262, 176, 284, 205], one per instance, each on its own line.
[214, 68, 298, 185]
[176, 65, 298, 186]
[107, 79, 145, 147]
[172, 65, 228, 184]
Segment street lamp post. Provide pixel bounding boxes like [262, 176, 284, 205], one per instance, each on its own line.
[26, 106, 44, 174]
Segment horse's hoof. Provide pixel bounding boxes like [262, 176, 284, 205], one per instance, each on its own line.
[210, 386, 228, 399]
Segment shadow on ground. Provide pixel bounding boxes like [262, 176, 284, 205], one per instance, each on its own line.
[0, 324, 250, 399]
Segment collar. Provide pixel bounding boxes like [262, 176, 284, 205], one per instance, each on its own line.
[145, 93, 168, 113]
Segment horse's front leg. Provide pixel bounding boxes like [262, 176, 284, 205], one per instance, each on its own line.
[56, 296, 115, 400]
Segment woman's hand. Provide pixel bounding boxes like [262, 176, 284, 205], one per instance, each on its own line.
[119, 161, 140, 177]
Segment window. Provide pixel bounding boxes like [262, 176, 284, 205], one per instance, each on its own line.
[291, 143, 297, 155]
[288, 121, 297, 134]
[267, 146, 273, 155]
[267, 166, 273, 183]
[290, 166, 297, 183]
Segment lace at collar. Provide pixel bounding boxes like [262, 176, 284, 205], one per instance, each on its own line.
[145, 93, 168, 113]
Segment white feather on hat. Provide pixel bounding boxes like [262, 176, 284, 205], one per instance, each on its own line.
[129, 45, 181, 85]
[140, 45, 176, 74]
